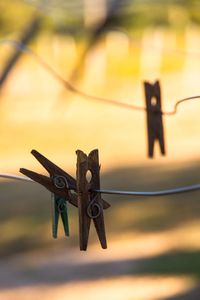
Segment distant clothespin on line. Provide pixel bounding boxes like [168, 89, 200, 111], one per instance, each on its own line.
[20, 149, 110, 250]
[144, 80, 166, 158]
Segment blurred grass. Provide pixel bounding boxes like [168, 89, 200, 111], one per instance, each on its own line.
[138, 250, 200, 279]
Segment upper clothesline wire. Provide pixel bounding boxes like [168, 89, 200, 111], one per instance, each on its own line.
[0, 39, 200, 115]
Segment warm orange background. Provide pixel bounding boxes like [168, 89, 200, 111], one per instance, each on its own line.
[1, 2, 200, 300]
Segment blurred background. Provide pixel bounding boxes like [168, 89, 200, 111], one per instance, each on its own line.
[1, 0, 200, 299]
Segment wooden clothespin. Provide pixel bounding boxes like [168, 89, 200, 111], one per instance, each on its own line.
[20, 150, 78, 238]
[76, 149, 109, 251]
[144, 80, 165, 158]
[20, 149, 110, 243]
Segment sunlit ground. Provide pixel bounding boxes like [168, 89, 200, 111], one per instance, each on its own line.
[1, 26, 200, 299]
[0, 276, 195, 300]
[0, 225, 200, 300]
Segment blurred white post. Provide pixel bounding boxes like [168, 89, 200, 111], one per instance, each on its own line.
[140, 29, 164, 80]
[83, 0, 107, 28]
[83, 0, 108, 87]
[105, 31, 131, 61]
[52, 35, 78, 76]
[182, 26, 200, 90]
[84, 43, 107, 87]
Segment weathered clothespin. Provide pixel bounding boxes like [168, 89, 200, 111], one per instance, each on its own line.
[144, 80, 165, 158]
[20, 149, 110, 243]
[76, 149, 109, 251]
[20, 150, 78, 238]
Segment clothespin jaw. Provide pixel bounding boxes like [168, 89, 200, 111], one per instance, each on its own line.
[20, 150, 78, 207]
[20, 150, 76, 238]
[76, 149, 108, 251]
[144, 80, 166, 158]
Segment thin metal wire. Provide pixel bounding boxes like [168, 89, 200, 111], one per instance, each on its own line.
[1, 39, 200, 115]
[1, 173, 200, 197]
[162, 96, 200, 115]
[0, 173, 33, 182]
[0, 39, 145, 112]
[95, 184, 200, 196]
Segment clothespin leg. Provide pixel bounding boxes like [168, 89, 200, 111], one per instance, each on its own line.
[76, 150, 91, 251]
[93, 210, 107, 249]
[158, 133, 165, 155]
[148, 135, 155, 158]
[60, 199, 70, 237]
[78, 191, 91, 250]
[88, 150, 107, 249]
[52, 194, 70, 238]
[52, 193, 59, 238]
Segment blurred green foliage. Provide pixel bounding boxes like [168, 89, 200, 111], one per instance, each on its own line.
[1, 0, 200, 38]
[139, 250, 200, 278]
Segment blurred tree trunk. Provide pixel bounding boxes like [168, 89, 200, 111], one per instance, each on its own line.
[69, 0, 129, 82]
[0, 15, 42, 91]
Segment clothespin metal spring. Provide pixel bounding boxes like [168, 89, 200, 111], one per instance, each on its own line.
[53, 175, 69, 190]
[87, 194, 102, 219]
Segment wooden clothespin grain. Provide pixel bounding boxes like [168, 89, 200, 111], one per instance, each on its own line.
[76, 149, 109, 251]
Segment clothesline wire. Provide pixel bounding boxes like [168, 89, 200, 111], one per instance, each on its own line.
[1, 39, 200, 115]
[1, 173, 200, 197]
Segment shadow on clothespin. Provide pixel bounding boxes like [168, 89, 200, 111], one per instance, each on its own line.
[76, 149, 109, 251]
[20, 150, 78, 238]
[144, 80, 166, 158]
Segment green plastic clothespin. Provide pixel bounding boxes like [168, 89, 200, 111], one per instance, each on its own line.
[51, 193, 69, 238]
